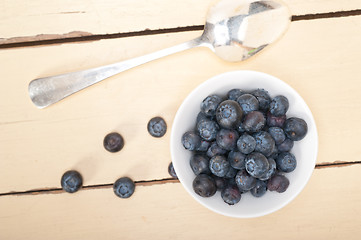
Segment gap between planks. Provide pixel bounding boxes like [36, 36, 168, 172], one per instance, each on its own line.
[0, 161, 360, 197]
[0, 9, 360, 49]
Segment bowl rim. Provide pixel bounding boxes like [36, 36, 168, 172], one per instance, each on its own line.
[170, 70, 318, 218]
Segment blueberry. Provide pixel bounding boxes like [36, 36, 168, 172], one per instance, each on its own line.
[225, 166, 238, 179]
[216, 129, 239, 151]
[243, 111, 266, 133]
[251, 89, 271, 111]
[276, 152, 297, 173]
[228, 151, 246, 170]
[267, 174, 290, 193]
[284, 117, 308, 141]
[190, 154, 211, 175]
[182, 131, 201, 151]
[266, 112, 286, 127]
[201, 95, 222, 117]
[147, 117, 167, 138]
[227, 88, 245, 101]
[168, 162, 177, 178]
[259, 158, 276, 181]
[209, 155, 230, 177]
[245, 152, 269, 178]
[193, 174, 217, 197]
[103, 132, 124, 153]
[216, 100, 243, 129]
[113, 177, 135, 198]
[61, 170, 83, 193]
[212, 175, 227, 190]
[206, 142, 227, 158]
[237, 94, 259, 114]
[235, 169, 257, 191]
[253, 131, 276, 157]
[237, 133, 256, 154]
[269, 95, 289, 116]
[197, 119, 219, 141]
[221, 184, 242, 205]
[197, 139, 211, 152]
[277, 138, 294, 152]
[268, 127, 286, 145]
[250, 180, 268, 197]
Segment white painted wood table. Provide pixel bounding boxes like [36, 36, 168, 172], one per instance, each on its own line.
[0, 0, 361, 239]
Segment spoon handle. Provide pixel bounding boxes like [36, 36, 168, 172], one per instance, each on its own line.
[29, 37, 202, 108]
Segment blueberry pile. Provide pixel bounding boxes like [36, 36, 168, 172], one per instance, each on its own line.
[181, 88, 308, 205]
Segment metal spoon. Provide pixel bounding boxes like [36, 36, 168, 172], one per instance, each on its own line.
[29, 0, 290, 108]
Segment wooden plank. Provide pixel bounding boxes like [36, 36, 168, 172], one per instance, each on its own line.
[1, 0, 360, 44]
[0, 165, 360, 239]
[0, 16, 361, 193]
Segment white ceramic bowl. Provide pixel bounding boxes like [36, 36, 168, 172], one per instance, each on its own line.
[170, 70, 318, 218]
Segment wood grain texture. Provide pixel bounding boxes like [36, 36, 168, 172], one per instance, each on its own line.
[0, 16, 361, 193]
[0, 165, 361, 239]
[1, 0, 361, 44]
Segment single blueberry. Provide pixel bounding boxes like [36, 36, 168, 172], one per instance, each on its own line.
[209, 155, 230, 177]
[221, 184, 242, 205]
[266, 111, 286, 127]
[228, 151, 246, 170]
[237, 94, 259, 114]
[201, 95, 222, 117]
[216, 100, 243, 129]
[147, 117, 167, 138]
[196, 119, 219, 141]
[190, 154, 211, 175]
[276, 152, 297, 173]
[103, 132, 124, 153]
[113, 177, 135, 198]
[268, 127, 286, 145]
[216, 129, 239, 151]
[251, 89, 271, 111]
[212, 175, 227, 190]
[235, 169, 257, 191]
[284, 117, 308, 141]
[267, 174, 290, 193]
[277, 138, 294, 152]
[269, 95, 289, 116]
[245, 152, 269, 178]
[168, 162, 177, 178]
[61, 170, 83, 193]
[250, 180, 268, 197]
[227, 88, 245, 101]
[193, 174, 217, 197]
[182, 131, 201, 151]
[206, 142, 227, 158]
[243, 111, 266, 133]
[237, 133, 256, 154]
[253, 131, 276, 157]
[259, 158, 277, 181]
[197, 139, 211, 152]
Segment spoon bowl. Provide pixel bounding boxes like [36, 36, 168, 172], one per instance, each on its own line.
[203, 0, 290, 61]
[29, 0, 291, 108]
